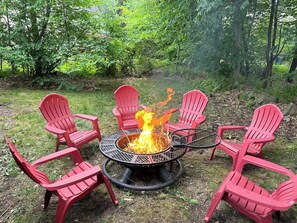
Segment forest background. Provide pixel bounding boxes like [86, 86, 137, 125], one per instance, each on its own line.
[0, 0, 296, 99]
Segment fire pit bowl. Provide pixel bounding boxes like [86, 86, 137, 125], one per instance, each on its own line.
[116, 132, 171, 155]
[99, 128, 220, 191]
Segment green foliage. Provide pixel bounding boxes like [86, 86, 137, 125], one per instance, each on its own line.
[58, 56, 97, 76]
[273, 64, 290, 74]
[218, 61, 233, 77]
[0, 0, 100, 77]
[195, 78, 221, 93]
[192, 75, 235, 94]
[0, 0, 296, 93]
[261, 70, 297, 102]
[269, 82, 297, 102]
[33, 76, 84, 91]
[239, 92, 256, 108]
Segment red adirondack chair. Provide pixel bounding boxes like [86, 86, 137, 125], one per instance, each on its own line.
[6, 138, 118, 223]
[204, 155, 297, 223]
[112, 85, 146, 130]
[39, 93, 102, 151]
[209, 104, 283, 170]
[163, 90, 208, 140]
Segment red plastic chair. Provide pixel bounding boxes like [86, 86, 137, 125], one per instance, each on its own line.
[6, 138, 118, 223]
[163, 90, 208, 140]
[39, 93, 102, 151]
[209, 104, 283, 170]
[112, 85, 146, 130]
[204, 155, 297, 223]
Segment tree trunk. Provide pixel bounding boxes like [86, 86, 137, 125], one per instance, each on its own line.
[262, 0, 279, 88]
[242, 18, 251, 76]
[287, 47, 297, 82]
[213, 13, 223, 70]
[233, 0, 242, 86]
[289, 58, 297, 73]
[289, 47, 297, 73]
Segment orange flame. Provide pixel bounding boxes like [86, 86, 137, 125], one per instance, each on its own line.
[125, 88, 175, 154]
[159, 88, 175, 106]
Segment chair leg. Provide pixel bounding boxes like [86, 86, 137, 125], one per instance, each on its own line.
[43, 190, 52, 209]
[258, 151, 264, 159]
[205, 171, 236, 222]
[102, 175, 119, 206]
[55, 139, 60, 151]
[261, 214, 274, 223]
[56, 199, 71, 223]
[97, 132, 102, 142]
[209, 147, 217, 160]
[204, 192, 224, 222]
[186, 134, 193, 152]
[275, 211, 280, 218]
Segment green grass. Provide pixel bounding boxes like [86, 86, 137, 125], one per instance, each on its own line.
[0, 76, 297, 223]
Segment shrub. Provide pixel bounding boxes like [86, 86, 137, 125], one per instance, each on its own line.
[273, 64, 289, 75]
[33, 75, 83, 91]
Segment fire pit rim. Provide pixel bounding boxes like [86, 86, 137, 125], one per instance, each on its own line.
[99, 129, 187, 166]
[115, 132, 172, 155]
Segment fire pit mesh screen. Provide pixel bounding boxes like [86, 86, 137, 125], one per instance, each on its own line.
[100, 129, 187, 165]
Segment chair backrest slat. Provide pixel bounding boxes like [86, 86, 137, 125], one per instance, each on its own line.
[272, 174, 297, 200]
[242, 104, 283, 153]
[179, 90, 208, 126]
[114, 85, 140, 121]
[246, 104, 283, 139]
[39, 93, 77, 133]
[6, 138, 51, 185]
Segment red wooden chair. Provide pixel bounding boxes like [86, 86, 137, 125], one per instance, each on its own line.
[112, 85, 146, 130]
[209, 104, 283, 170]
[39, 93, 102, 151]
[204, 155, 297, 223]
[163, 90, 208, 141]
[6, 138, 118, 223]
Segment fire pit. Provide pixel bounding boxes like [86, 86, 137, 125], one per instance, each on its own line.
[99, 128, 220, 190]
[101, 88, 220, 190]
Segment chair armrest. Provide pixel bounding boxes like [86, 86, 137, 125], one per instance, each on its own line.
[32, 147, 83, 167]
[244, 136, 275, 144]
[45, 124, 72, 146]
[45, 124, 66, 135]
[225, 183, 293, 210]
[163, 108, 179, 115]
[191, 115, 206, 128]
[42, 166, 101, 190]
[74, 114, 98, 121]
[236, 155, 294, 177]
[112, 107, 121, 117]
[217, 125, 248, 137]
[74, 114, 101, 138]
[112, 107, 123, 130]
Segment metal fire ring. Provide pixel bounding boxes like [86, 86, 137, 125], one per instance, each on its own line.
[99, 129, 187, 166]
[102, 159, 184, 191]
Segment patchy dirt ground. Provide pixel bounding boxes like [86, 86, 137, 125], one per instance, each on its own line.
[0, 76, 297, 223]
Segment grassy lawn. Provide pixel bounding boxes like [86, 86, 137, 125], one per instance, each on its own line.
[1, 76, 297, 223]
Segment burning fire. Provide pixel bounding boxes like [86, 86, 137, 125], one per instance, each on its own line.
[124, 88, 175, 154]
